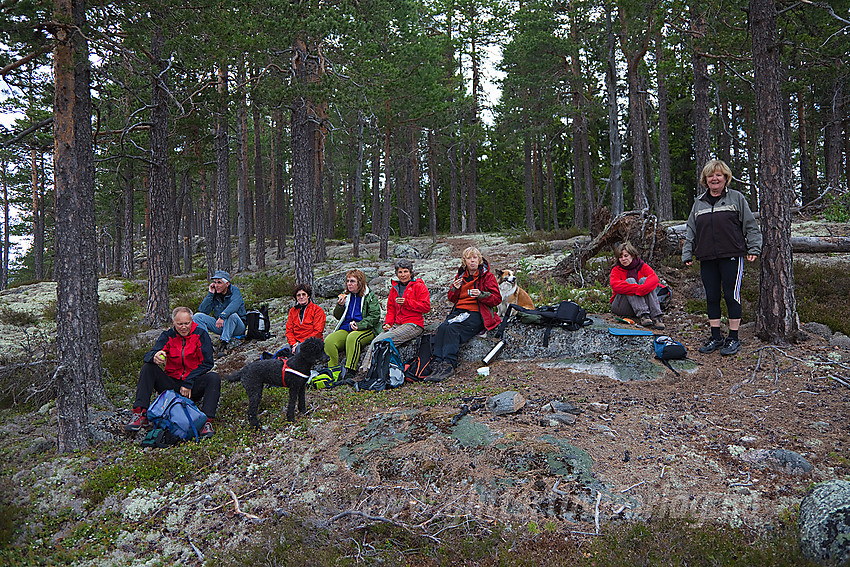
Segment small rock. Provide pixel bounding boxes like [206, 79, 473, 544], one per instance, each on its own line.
[38, 402, 52, 415]
[363, 233, 380, 244]
[542, 400, 580, 415]
[799, 479, 850, 565]
[810, 421, 830, 433]
[486, 391, 526, 416]
[738, 448, 813, 475]
[547, 412, 577, 425]
[830, 332, 850, 350]
[740, 435, 759, 446]
[24, 436, 54, 456]
[393, 244, 421, 259]
[588, 402, 609, 413]
[803, 322, 833, 340]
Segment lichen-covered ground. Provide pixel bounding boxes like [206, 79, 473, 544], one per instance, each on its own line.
[0, 229, 848, 565]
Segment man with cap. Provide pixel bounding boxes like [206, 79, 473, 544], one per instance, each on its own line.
[193, 270, 246, 354]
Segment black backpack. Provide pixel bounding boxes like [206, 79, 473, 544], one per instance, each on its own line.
[356, 340, 405, 391]
[403, 333, 434, 382]
[245, 305, 271, 340]
[496, 300, 593, 347]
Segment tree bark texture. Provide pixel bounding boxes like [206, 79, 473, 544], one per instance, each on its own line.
[215, 64, 231, 274]
[52, 0, 109, 452]
[751, 0, 801, 344]
[449, 141, 459, 234]
[427, 129, 438, 242]
[656, 36, 673, 221]
[253, 100, 266, 269]
[144, 26, 171, 328]
[236, 59, 250, 272]
[352, 112, 364, 257]
[380, 112, 392, 259]
[605, 4, 624, 216]
[120, 158, 134, 279]
[524, 135, 535, 231]
[691, 5, 711, 190]
[31, 149, 45, 280]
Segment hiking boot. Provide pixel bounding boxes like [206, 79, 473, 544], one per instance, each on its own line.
[698, 337, 725, 354]
[652, 317, 666, 330]
[425, 362, 451, 382]
[720, 337, 741, 356]
[640, 315, 654, 327]
[124, 409, 149, 432]
[216, 341, 229, 355]
[199, 420, 215, 439]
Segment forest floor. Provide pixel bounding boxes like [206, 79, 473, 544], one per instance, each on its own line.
[0, 224, 848, 565]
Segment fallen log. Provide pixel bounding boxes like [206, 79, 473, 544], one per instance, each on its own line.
[555, 210, 672, 280]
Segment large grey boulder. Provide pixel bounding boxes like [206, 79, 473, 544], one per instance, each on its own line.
[314, 268, 379, 298]
[393, 244, 421, 259]
[737, 448, 813, 475]
[799, 479, 850, 564]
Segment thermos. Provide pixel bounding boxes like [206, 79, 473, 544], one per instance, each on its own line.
[482, 340, 504, 365]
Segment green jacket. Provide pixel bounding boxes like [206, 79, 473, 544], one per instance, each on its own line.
[332, 286, 382, 335]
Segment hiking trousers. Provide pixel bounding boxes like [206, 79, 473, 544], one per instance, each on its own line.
[324, 328, 376, 371]
[610, 277, 663, 319]
[359, 323, 424, 372]
[700, 257, 744, 320]
[431, 309, 484, 368]
[134, 362, 221, 418]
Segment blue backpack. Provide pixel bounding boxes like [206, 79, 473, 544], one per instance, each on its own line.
[654, 335, 687, 376]
[147, 390, 207, 441]
[357, 339, 405, 391]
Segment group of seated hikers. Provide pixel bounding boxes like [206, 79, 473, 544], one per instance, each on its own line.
[126, 158, 762, 440]
[125, 246, 504, 437]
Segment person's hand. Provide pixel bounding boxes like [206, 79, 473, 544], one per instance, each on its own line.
[685, 261, 692, 266]
[469, 288, 481, 297]
[215, 317, 224, 329]
[395, 296, 405, 304]
[747, 254, 757, 262]
[452, 277, 463, 289]
[208, 283, 216, 293]
[383, 323, 391, 331]
[350, 321, 358, 331]
[337, 293, 346, 305]
[154, 350, 167, 367]
[179, 386, 191, 397]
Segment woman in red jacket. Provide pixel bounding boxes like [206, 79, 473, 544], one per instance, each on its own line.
[358, 259, 431, 374]
[428, 247, 502, 382]
[285, 283, 327, 352]
[609, 242, 665, 330]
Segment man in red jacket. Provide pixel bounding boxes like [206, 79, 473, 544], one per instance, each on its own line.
[124, 306, 220, 438]
[358, 259, 431, 375]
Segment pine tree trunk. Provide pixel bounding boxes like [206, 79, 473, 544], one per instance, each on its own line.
[656, 36, 673, 220]
[691, 5, 711, 189]
[291, 96, 313, 287]
[313, 116, 327, 264]
[371, 144, 381, 235]
[605, 4, 624, 216]
[380, 114, 392, 260]
[427, 129, 438, 242]
[625, 57, 649, 210]
[144, 26, 171, 328]
[253, 101, 266, 269]
[236, 59, 250, 272]
[1, 157, 8, 290]
[449, 141, 459, 234]
[523, 135, 535, 231]
[215, 64, 231, 273]
[410, 128, 421, 236]
[546, 140, 557, 230]
[120, 159, 134, 278]
[180, 172, 192, 274]
[352, 112, 364, 257]
[797, 92, 815, 204]
[751, 0, 801, 344]
[571, 123, 584, 229]
[824, 79, 843, 190]
[53, 0, 109, 453]
[31, 149, 45, 280]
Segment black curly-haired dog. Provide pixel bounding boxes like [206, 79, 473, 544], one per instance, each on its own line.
[226, 337, 329, 426]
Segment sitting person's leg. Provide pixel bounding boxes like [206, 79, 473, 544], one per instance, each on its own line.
[192, 313, 221, 337]
[126, 362, 177, 431]
[324, 330, 348, 368]
[344, 329, 376, 372]
[221, 313, 246, 343]
[190, 371, 221, 419]
[432, 312, 483, 370]
[359, 324, 424, 372]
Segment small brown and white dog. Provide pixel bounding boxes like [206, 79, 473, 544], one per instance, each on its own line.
[496, 269, 534, 317]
